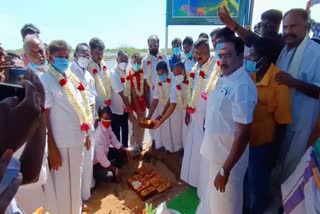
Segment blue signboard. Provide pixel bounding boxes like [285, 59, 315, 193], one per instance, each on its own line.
[166, 0, 254, 26]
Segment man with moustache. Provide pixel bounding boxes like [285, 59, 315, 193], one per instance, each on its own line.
[196, 37, 257, 214]
[267, 8, 320, 213]
[142, 35, 170, 149]
[180, 38, 215, 191]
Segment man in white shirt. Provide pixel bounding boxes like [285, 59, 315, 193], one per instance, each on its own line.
[70, 43, 97, 208]
[180, 38, 215, 192]
[109, 51, 132, 148]
[14, 35, 57, 214]
[41, 40, 89, 214]
[142, 35, 170, 148]
[88, 38, 109, 110]
[197, 37, 257, 214]
[182, 36, 196, 73]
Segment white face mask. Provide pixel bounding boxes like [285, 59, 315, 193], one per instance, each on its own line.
[175, 74, 184, 84]
[77, 57, 90, 69]
[118, 62, 128, 71]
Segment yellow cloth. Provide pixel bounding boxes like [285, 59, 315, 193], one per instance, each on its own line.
[250, 63, 292, 147]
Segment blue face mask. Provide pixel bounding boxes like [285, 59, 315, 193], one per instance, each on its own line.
[53, 57, 70, 73]
[215, 43, 223, 60]
[30, 62, 46, 71]
[172, 47, 181, 56]
[244, 59, 257, 73]
[159, 73, 168, 82]
[132, 63, 141, 72]
[185, 51, 192, 59]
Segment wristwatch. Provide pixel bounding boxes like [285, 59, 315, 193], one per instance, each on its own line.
[219, 167, 229, 177]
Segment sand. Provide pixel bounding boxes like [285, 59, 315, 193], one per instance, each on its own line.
[84, 142, 188, 214]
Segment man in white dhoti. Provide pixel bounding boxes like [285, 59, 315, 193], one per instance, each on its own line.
[153, 62, 188, 149]
[14, 36, 57, 214]
[180, 38, 215, 189]
[71, 43, 97, 210]
[147, 61, 182, 152]
[41, 40, 91, 214]
[1, 51, 46, 214]
[197, 37, 257, 214]
[142, 35, 170, 149]
[266, 8, 320, 213]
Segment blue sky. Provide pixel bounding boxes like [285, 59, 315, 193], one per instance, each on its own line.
[1, 0, 319, 50]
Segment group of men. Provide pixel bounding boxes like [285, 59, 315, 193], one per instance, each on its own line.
[1, 1, 320, 213]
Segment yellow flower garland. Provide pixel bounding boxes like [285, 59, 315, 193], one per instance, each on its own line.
[157, 73, 171, 105]
[145, 52, 163, 88]
[127, 69, 144, 103]
[88, 60, 112, 105]
[176, 82, 188, 110]
[186, 56, 214, 110]
[48, 65, 92, 131]
[203, 62, 221, 96]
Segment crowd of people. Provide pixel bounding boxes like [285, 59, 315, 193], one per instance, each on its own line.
[1, 1, 320, 214]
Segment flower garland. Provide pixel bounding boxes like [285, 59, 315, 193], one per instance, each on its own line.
[201, 61, 221, 100]
[186, 56, 214, 114]
[127, 69, 144, 103]
[88, 61, 112, 106]
[146, 52, 163, 88]
[157, 73, 171, 105]
[176, 80, 189, 110]
[116, 67, 132, 106]
[48, 65, 92, 132]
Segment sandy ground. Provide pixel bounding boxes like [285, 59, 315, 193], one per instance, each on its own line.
[84, 129, 189, 214]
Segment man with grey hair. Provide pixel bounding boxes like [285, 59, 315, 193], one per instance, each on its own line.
[14, 36, 58, 214]
[23, 35, 47, 75]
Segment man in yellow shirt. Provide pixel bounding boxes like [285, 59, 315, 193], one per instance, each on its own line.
[243, 37, 292, 213]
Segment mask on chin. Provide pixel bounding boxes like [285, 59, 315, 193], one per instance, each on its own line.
[101, 119, 111, 128]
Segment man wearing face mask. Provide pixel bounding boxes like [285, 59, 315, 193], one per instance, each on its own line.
[70, 43, 97, 209]
[182, 36, 196, 73]
[153, 62, 188, 150]
[41, 40, 91, 214]
[127, 53, 147, 153]
[169, 38, 182, 72]
[181, 38, 215, 195]
[13, 35, 58, 214]
[147, 61, 180, 153]
[24, 35, 47, 76]
[109, 51, 132, 148]
[142, 35, 170, 148]
[243, 38, 292, 214]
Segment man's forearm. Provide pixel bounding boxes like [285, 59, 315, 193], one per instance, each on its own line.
[147, 99, 158, 119]
[222, 124, 250, 173]
[160, 103, 176, 124]
[19, 114, 46, 184]
[293, 78, 320, 99]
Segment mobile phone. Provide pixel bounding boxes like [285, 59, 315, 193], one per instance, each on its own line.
[0, 82, 25, 102]
[0, 157, 20, 193]
[9, 67, 27, 84]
